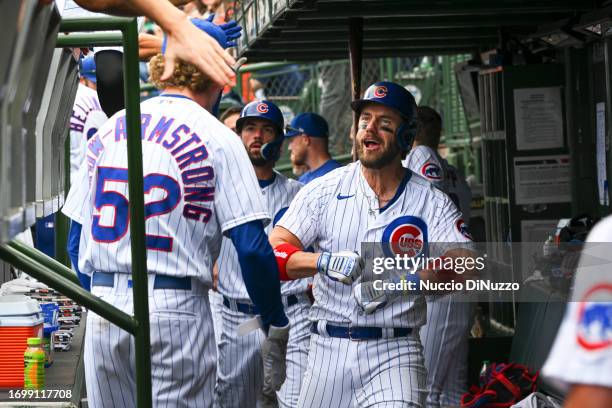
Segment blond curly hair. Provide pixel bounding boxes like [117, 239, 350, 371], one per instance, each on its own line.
[148, 53, 214, 93]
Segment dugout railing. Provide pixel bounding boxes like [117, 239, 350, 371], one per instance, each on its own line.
[0, 14, 154, 408]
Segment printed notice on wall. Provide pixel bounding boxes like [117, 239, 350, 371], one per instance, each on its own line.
[596, 102, 608, 205]
[514, 155, 571, 204]
[514, 87, 564, 150]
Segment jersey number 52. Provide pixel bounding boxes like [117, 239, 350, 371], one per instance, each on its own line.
[91, 167, 180, 252]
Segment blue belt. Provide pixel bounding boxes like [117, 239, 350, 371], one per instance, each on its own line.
[310, 322, 412, 340]
[222, 294, 299, 316]
[92, 272, 192, 290]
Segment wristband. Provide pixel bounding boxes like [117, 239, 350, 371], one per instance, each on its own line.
[316, 252, 331, 275]
[274, 243, 301, 281]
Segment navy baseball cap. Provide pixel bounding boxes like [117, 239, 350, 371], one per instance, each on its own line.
[79, 55, 96, 83]
[285, 113, 329, 138]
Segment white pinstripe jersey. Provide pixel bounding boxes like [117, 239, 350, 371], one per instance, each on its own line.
[277, 162, 471, 328]
[69, 84, 105, 186]
[444, 161, 472, 223]
[542, 215, 612, 389]
[403, 145, 448, 193]
[61, 94, 269, 286]
[217, 171, 308, 301]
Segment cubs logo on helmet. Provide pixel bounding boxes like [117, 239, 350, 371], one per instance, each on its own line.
[382, 216, 428, 258]
[257, 103, 269, 113]
[421, 162, 442, 180]
[373, 86, 388, 98]
[576, 284, 612, 351]
[455, 219, 473, 241]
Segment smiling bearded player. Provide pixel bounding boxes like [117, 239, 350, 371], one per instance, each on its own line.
[269, 81, 473, 407]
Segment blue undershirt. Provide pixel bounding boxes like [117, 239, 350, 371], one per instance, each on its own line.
[67, 221, 90, 291]
[379, 169, 412, 213]
[298, 159, 341, 184]
[258, 173, 276, 188]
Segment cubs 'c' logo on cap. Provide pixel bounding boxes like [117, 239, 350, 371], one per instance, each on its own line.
[421, 163, 442, 180]
[257, 103, 269, 113]
[576, 284, 612, 351]
[382, 216, 428, 258]
[455, 219, 473, 241]
[373, 86, 388, 98]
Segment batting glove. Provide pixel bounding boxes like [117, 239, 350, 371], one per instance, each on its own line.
[261, 323, 289, 399]
[205, 14, 242, 48]
[354, 274, 419, 314]
[317, 251, 364, 284]
[353, 281, 388, 314]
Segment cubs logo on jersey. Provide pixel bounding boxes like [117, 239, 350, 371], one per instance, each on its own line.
[455, 219, 473, 241]
[421, 162, 442, 180]
[382, 216, 428, 258]
[576, 284, 612, 351]
[257, 102, 269, 113]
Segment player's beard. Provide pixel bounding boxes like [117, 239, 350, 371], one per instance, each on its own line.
[248, 149, 268, 166]
[357, 138, 401, 169]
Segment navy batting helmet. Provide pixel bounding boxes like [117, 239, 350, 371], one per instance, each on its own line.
[236, 100, 285, 161]
[351, 81, 417, 150]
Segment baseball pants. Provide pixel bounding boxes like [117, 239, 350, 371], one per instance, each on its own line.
[209, 289, 224, 347]
[297, 327, 427, 407]
[420, 296, 472, 408]
[215, 297, 311, 408]
[84, 274, 217, 408]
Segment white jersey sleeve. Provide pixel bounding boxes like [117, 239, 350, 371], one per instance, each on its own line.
[403, 145, 448, 192]
[542, 215, 612, 389]
[429, 190, 473, 244]
[62, 161, 92, 225]
[209, 135, 270, 234]
[69, 84, 105, 186]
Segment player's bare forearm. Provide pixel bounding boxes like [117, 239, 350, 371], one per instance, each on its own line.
[565, 384, 612, 408]
[75, 0, 190, 17]
[270, 226, 320, 279]
[286, 252, 320, 279]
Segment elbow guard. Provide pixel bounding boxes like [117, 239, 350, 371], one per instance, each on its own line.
[274, 243, 301, 281]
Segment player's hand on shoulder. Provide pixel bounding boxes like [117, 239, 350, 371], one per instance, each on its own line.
[261, 323, 290, 399]
[317, 250, 364, 284]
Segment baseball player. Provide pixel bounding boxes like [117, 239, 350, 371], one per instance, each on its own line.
[35, 56, 107, 263]
[402, 107, 448, 193]
[404, 106, 472, 222]
[269, 81, 473, 407]
[219, 105, 242, 133]
[542, 215, 612, 407]
[215, 100, 310, 408]
[70, 55, 107, 186]
[61, 19, 289, 408]
[404, 106, 473, 408]
[285, 112, 341, 184]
